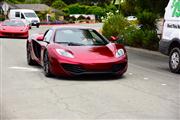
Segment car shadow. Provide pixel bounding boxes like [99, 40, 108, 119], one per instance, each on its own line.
[30, 65, 126, 82]
[51, 74, 125, 82]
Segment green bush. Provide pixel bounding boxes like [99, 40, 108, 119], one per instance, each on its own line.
[63, 4, 89, 14]
[86, 6, 105, 18]
[137, 10, 158, 30]
[122, 26, 159, 50]
[52, 0, 67, 10]
[142, 30, 159, 50]
[104, 4, 117, 14]
[0, 17, 5, 21]
[77, 15, 86, 20]
[122, 26, 144, 47]
[102, 14, 129, 39]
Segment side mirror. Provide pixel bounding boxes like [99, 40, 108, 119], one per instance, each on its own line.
[36, 35, 44, 41]
[109, 36, 119, 42]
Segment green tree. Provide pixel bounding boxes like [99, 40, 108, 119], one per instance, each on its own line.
[121, 0, 136, 16]
[41, 0, 55, 6]
[79, 0, 112, 6]
[52, 0, 67, 10]
[62, 0, 78, 5]
[24, 0, 41, 3]
[136, 0, 169, 15]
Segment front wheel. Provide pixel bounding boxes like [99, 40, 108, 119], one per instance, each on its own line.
[43, 51, 52, 77]
[169, 47, 180, 73]
[27, 44, 36, 65]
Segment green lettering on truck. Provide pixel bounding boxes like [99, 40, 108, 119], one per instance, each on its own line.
[172, 0, 180, 17]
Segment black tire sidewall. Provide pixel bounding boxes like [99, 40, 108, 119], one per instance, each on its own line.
[43, 51, 52, 77]
[27, 44, 34, 65]
[169, 47, 180, 73]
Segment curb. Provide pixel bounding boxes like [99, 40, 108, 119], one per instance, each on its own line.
[125, 46, 167, 57]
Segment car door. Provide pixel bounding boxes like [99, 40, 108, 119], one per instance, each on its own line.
[40, 29, 54, 65]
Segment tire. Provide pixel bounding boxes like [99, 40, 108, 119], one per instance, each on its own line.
[36, 24, 39, 28]
[27, 44, 36, 65]
[169, 47, 180, 73]
[43, 51, 52, 77]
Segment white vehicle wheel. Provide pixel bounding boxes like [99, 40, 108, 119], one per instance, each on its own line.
[169, 47, 180, 73]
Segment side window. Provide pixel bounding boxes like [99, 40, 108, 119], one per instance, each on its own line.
[21, 13, 25, 19]
[90, 31, 102, 41]
[44, 30, 53, 42]
[15, 12, 20, 17]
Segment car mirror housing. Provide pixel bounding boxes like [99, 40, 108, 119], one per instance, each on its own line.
[109, 36, 119, 42]
[37, 35, 44, 41]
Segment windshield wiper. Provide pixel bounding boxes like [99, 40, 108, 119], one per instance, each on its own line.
[56, 42, 84, 46]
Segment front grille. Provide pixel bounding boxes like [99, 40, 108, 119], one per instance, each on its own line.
[61, 64, 86, 74]
[112, 63, 127, 72]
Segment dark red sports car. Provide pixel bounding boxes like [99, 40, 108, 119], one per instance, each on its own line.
[0, 19, 29, 38]
[27, 26, 128, 77]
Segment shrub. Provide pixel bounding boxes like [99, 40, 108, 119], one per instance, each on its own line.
[64, 16, 76, 23]
[122, 26, 159, 50]
[77, 15, 86, 20]
[142, 30, 159, 50]
[122, 26, 144, 47]
[86, 6, 105, 19]
[52, 0, 67, 10]
[137, 10, 159, 30]
[0, 17, 5, 21]
[102, 14, 129, 39]
[104, 4, 117, 14]
[63, 4, 89, 14]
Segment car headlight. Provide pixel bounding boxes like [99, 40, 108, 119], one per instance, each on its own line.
[115, 49, 125, 58]
[56, 49, 74, 58]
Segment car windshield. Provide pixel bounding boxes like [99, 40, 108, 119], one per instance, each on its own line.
[24, 12, 37, 18]
[55, 29, 109, 46]
[2, 20, 25, 26]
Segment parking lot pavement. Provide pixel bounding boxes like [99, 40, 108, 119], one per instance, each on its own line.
[0, 25, 179, 119]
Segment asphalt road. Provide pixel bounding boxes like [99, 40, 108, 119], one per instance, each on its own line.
[0, 25, 180, 120]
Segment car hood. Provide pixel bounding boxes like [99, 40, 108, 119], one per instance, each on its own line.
[1, 26, 27, 32]
[53, 43, 123, 61]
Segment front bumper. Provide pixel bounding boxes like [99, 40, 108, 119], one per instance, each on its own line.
[0, 31, 28, 38]
[159, 39, 171, 55]
[50, 56, 128, 76]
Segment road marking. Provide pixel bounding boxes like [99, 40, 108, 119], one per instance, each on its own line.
[144, 77, 149, 80]
[8, 66, 40, 72]
[161, 84, 167, 86]
[129, 73, 133, 75]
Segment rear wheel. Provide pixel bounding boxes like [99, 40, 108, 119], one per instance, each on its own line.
[36, 24, 39, 28]
[43, 51, 52, 77]
[169, 47, 180, 73]
[27, 44, 36, 65]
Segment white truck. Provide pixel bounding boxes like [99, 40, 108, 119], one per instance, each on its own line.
[8, 9, 40, 28]
[159, 0, 180, 73]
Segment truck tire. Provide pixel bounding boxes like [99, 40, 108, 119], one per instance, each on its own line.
[169, 47, 180, 73]
[36, 24, 39, 28]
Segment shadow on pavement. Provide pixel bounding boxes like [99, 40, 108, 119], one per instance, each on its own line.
[51, 74, 126, 82]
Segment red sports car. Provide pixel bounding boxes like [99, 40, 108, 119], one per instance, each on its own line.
[27, 26, 128, 77]
[0, 19, 29, 38]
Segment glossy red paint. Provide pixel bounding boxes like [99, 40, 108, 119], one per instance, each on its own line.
[27, 26, 128, 77]
[0, 19, 29, 38]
